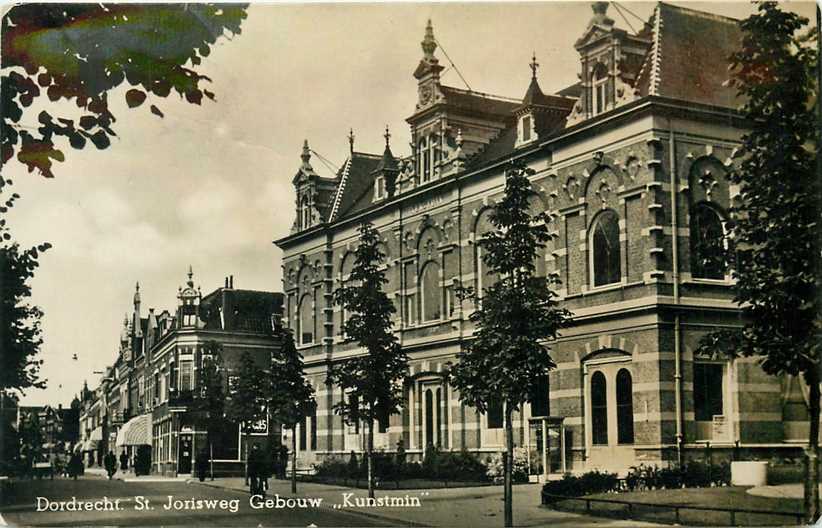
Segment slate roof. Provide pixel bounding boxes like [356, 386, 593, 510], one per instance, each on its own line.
[328, 152, 383, 221]
[440, 86, 520, 118]
[199, 289, 283, 334]
[634, 2, 743, 108]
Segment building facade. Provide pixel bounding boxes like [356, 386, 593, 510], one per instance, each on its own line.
[81, 270, 284, 477]
[275, 2, 815, 475]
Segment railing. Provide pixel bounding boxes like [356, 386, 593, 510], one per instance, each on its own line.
[541, 492, 804, 526]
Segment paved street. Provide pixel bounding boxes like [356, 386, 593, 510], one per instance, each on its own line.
[0, 473, 388, 527]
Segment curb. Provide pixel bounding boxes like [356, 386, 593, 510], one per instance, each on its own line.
[188, 479, 431, 527]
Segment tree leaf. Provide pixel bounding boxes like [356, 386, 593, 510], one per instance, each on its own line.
[125, 88, 147, 108]
[150, 104, 164, 118]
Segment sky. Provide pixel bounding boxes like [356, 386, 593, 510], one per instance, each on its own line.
[5, 1, 817, 406]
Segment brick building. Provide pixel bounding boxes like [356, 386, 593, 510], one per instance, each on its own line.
[274, 2, 815, 475]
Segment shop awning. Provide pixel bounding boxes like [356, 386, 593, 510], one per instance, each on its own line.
[115, 414, 151, 447]
[81, 438, 99, 451]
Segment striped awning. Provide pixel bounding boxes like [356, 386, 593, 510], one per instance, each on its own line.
[116, 414, 151, 447]
[89, 427, 103, 441]
[81, 437, 99, 451]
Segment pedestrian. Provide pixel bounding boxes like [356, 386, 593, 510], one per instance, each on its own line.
[68, 452, 82, 480]
[247, 444, 263, 495]
[119, 450, 128, 471]
[104, 450, 117, 480]
[278, 444, 289, 480]
[195, 450, 209, 482]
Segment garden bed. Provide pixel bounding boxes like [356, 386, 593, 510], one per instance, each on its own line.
[547, 487, 803, 526]
[301, 474, 494, 490]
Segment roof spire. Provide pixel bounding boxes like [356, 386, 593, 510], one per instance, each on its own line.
[421, 19, 437, 60]
[301, 139, 311, 167]
[383, 125, 391, 148]
[133, 281, 140, 305]
[530, 52, 539, 81]
[187, 265, 194, 288]
[348, 128, 355, 154]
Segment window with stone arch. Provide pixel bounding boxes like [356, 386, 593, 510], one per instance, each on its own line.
[419, 136, 430, 183]
[420, 260, 442, 322]
[528, 195, 548, 278]
[690, 202, 727, 280]
[616, 368, 634, 444]
[475, 207, 498, 296]
[589, 209, 621, 287]
[298, 293, 314, 345]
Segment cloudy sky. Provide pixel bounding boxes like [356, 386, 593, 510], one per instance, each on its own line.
[7, 1, 816, 406]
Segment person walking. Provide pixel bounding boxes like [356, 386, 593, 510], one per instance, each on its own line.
[119, 450, 128, 471]
[67, 452, 82, 480]
[104, 451, 117, 480]
[195, 450, 209, 482]
[247, 444, 263, 495]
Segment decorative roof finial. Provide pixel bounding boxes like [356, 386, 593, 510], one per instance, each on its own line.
[530, 52, 539, 81]
[133, 281, 140, 304]
[384, 125, 391, 148]
[421, 19, 437, 60]
[348, 129, 355, 153]
[187, 265, 194, 287]
[301, 139, 311, 165]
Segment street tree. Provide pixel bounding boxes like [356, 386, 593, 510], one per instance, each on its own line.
[330, 221, 409, 499]
[226, 351, 269, 485]
[268, 327, 315, 494]
[195, 340, 225, 480]
[697, 2, 820, 521]
[0, 188, 50, 394]
[448, 161, 572, 528]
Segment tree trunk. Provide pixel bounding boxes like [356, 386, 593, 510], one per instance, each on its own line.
[244, 432, 249, 486]
[504, 404, 514, 528]
[368, 404, 375, 499]
[291, 425, 297, 494]
[806, 368, 820, 523]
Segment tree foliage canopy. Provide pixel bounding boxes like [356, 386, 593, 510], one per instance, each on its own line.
[268, 327, 315, 430]
[225, 351, 268, 434]
[449, 161, 571, 413]
[697, 2, 819, 378]
[1, 4, 248, 178]
[329, 221, 408, 425]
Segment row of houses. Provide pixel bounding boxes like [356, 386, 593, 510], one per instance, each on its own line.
[76, 271, 284, 476]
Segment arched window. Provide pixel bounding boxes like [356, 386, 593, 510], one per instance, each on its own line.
[616, 369, 634, 444]
[298, 294, 314, 345]
[420, 261, 441, 322]
[420, 137, 430, 182]
[591, 371, 608, 445]
[690, 203, 727, 280]
[299, 196, 311, 230]
[476, 209, 497, 296]
[340, 253, 355, 336]
[425, 389, 434, 446]
[592, 63, 608, 116]
[591, 209, 621, 287]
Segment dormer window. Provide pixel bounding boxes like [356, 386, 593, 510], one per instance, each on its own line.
[522, 115, 532, 142]
[592, 63, 608, 116]
[299, 195, 311, 229]
[374, 175, 386, 201]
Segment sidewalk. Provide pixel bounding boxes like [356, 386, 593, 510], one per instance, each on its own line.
[748, 483, 822, 499]
[190, 477, 662, 527]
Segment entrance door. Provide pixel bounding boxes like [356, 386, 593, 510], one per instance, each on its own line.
[178, 434, 192, 474]
[585, 361, 635, 472]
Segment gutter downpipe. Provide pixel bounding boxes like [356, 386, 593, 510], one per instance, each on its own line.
[669, 119, 684, 466]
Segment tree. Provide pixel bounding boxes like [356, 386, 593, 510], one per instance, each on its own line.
[195, 341, 225, 480]
[2, 4, 248, 178]
[697, 2, 820, 521]
[0, 188, 50, 394]
[448, 161, 571, 528]
[226, 351, 269, 485]
[329, 221, 409, 499]
[268, 327, 315, 494]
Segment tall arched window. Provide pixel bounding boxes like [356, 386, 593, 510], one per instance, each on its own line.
[298, 294, 314, 345]
[476, 209, 497, 296]
[340, 253, 355, 336]
[299, 196, 311, 230]
[592, 63, 608, 116]
[591, 209, 621, 287]
[425, 389, 434, 447]
[690, 203, 727, 280]
[420, 137, 430, 182]
[616, 369, 634, 444]
[591, 371, 608, 445]
[420, 261, 441, 322]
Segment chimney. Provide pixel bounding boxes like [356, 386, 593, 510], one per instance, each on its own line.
[225, 277, 229, 288]
[229, 275, 234, 288]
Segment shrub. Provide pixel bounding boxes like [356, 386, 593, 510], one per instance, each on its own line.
[541, 470, 619, 500]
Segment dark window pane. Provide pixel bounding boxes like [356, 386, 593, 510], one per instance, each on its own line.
[691, 204, 726, 279]
[616, 369, 634, 444]
[592, 210, 621, 286]
[487, 397, 503, 429]
[522, 116, 531, 141]
[694, 363, 724, 421]
[591, 371, 608, 445]
[425, 390, 434, 443]
[299, 294, 313, 344]
[531, 375, 550, 417]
